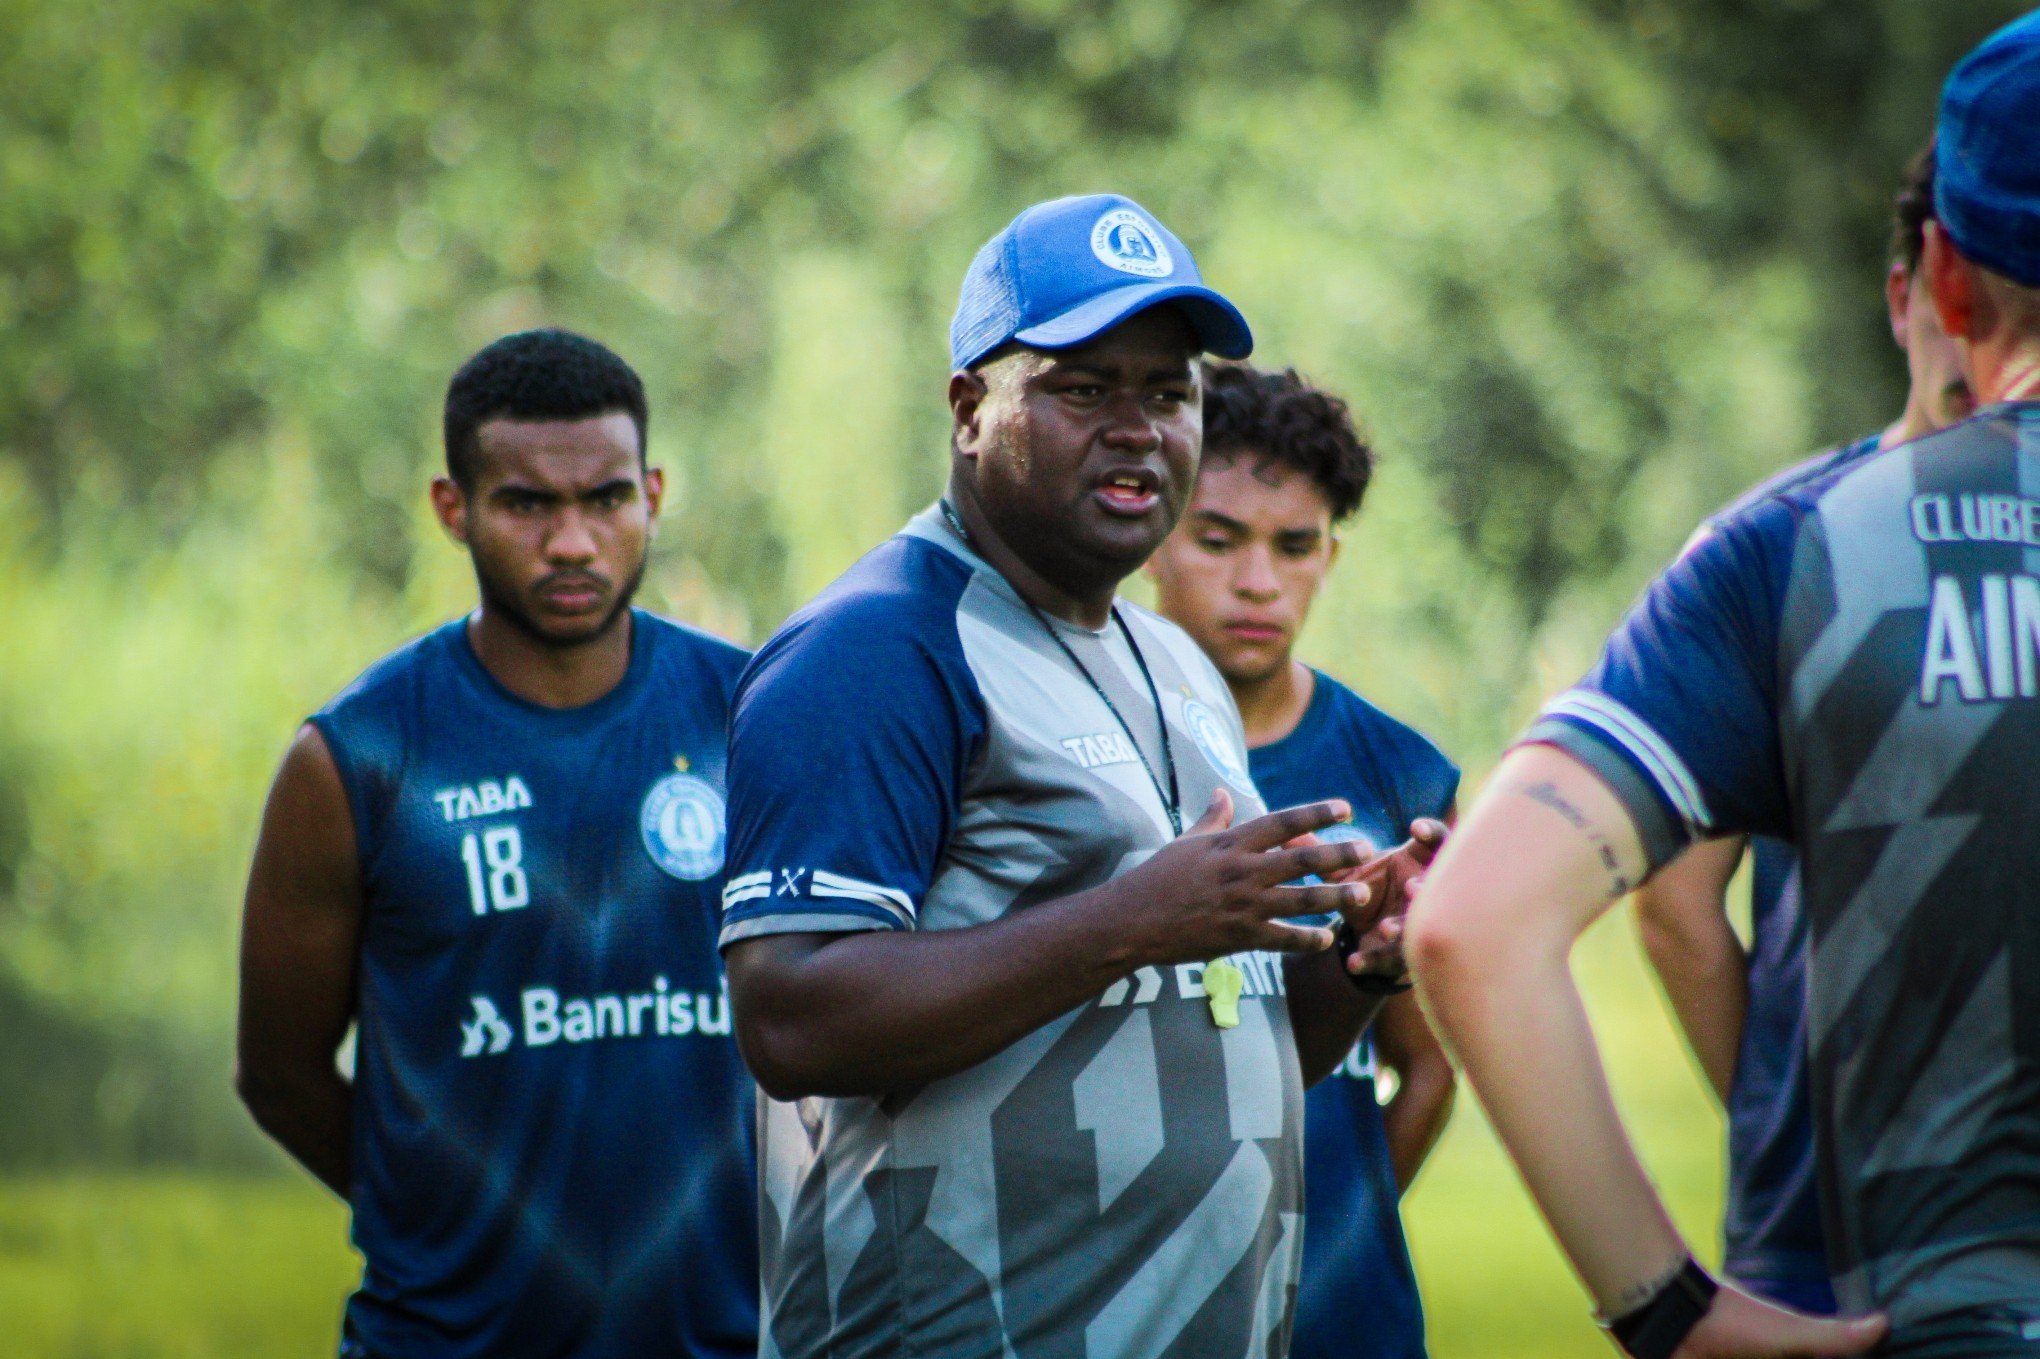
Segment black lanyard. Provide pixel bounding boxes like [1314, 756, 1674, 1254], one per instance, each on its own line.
[939, 500, 1184, 836]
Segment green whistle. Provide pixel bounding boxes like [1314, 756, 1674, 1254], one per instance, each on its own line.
[1205, 958, 1245, 1029]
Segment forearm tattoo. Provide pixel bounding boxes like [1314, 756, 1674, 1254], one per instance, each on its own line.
[1508, 779, 1633, 897]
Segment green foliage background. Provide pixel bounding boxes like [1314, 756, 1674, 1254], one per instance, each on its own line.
[1, 0, 2029, 1352]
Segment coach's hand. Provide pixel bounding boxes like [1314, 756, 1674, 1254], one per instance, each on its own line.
[1672, 1284, 1884, 1358]
[1112, 789, 1373, 964]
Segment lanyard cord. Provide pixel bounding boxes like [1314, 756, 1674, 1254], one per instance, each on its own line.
[1028, 600, 1184, 838]
[939, 500, 1185, 836]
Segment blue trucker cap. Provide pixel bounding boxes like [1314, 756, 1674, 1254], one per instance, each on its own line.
[1936, 10, 2040, 288]
[949, 194, 1253, 370]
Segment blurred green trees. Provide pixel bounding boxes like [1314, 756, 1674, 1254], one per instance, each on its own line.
[0, 0, 2027, 1162]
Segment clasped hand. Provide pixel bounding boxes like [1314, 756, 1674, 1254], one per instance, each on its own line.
[1114, 787, 1448, 972]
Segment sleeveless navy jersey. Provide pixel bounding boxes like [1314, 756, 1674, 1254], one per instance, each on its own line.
[1701, 434, 1879, 1312]
[1529, 402, 2040, 1340]
[1249, 671, 1459, 1359]
[308, 611, 758, 1359]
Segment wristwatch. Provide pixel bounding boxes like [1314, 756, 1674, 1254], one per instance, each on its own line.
[1598, 1256, 1718, 1359]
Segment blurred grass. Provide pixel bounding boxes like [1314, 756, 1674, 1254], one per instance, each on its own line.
[0, 906, 1719, 1359]
[0, 1172, 355, 1359]
[1407, 904, 1725, 1359]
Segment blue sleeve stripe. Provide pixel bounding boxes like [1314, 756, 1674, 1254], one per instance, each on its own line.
[723, 897, 903, 930]
[1540, 690, 1713, 835]
[718, 907, 904, 949]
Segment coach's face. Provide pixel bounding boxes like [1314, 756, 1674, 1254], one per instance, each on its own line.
[430, 412, 663, 646]
[952, 306, 1202, 594]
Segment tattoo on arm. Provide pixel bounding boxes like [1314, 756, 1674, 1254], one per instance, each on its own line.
[1509, 780, 1633, 897]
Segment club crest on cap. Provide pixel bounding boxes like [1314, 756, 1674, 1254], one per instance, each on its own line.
[1090, 208, 1173, 278]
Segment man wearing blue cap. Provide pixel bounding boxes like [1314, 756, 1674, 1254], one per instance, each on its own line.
[1409, 12, 2040, 1359]
[719, 193, 1442, 1359]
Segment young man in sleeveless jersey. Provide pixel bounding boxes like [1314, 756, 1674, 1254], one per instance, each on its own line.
[236, 330, 757, 1359]
[720, 194, 1444, 1359]
[1411, 15, 2040, 1357]
[1631, 141, 1973, 1318]
[1148, 362, 1459, 1359]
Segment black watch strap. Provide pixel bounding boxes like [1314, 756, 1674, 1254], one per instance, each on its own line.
[1332, 920, 1411, 994]
[1350, 969, 1414, 995]
[1600, 1257, 1718, 1359]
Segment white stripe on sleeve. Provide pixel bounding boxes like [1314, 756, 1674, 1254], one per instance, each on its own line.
[1542, 690, 1713, 834]
[808, 870, 917, 928]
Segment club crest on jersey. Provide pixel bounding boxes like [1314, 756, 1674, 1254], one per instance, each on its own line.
[640, 772, 726, 881]
[1181, 699, 1252, 789]
[1090, 208, 1173, 278]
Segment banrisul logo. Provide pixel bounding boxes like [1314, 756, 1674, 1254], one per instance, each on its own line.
[1090, 208, 1172, 278]
[460, 996, 514, 1057]
[458, 978, 733, 1058]
[640, 773, 725, 881]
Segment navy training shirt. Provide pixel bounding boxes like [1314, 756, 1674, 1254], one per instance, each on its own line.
[1525, 403, 2040, 1337]
[1250, 670, 1459, 1359]
[1701, 434, 1879, 1312]
[309, 610, 758, 1359]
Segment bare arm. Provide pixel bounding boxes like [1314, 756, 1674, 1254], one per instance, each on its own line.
[1285, 948, 1389, 1090]
[1633, 836, 1749, 1104]
[1376, 802, 1459, 1189]
[235, 724, 362, 1200]
[728, 792, 1375, 1100]
[1373, 991, 1456, 1192]
[1407, 744, 1883, 1356]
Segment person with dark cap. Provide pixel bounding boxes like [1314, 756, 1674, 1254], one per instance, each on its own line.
[719, 194, 1442, 1359]
[1405, 11, 2040, 1359]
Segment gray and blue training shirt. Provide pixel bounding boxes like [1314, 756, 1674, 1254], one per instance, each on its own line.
[722, 505, 1308, 1359]
[1529, 403, 2040, 1340]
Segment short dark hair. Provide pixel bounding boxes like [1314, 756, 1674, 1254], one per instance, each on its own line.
[1891, 140, 1937, 274]
[443, 329, 648, 487]
[1200, 362, 1374, 522]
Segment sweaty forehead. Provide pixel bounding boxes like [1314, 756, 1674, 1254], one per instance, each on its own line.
[472, 412, 642, 487]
